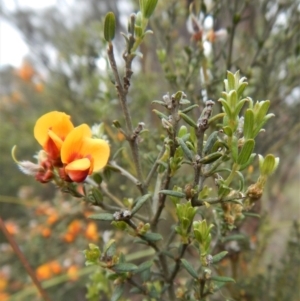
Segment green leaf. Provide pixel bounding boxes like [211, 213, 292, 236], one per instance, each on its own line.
[234, 97, 249, 117]
[237, 82, 248, 98]
[92, 188, 103, 204]
[179, 112, 197, 128]
[228, 90, 238, 109]
[212, 251, 228, 263]
[89, 213, 114, 221]
[239, 153, 256, 171]
[243, 212, 261, 218]
[199, 152, 222, 164]
[237, 139, 255, 165]
[204, 131, 219, 155]
[105, 240, 116, 257]
[134, 260, 153, 274]
[227, 71, 236, 90]
[231, 136, 238, 163]
[113, 263, 138, 273]
[93, 173, 102, 184]
[177, 137, 194, 162]
[141, 0, 158, 18]
[141, 232, 163, 242]
[256, 100, 270, 123]
[181, 104, 199, 114]
[131, 194, 151, 215]
[181, 259, 198, 279]
[218, 99, 233, 119]
[252, 113, 275, 137]
[111, 283, 124, 301]
[159, 190, 186, 198]
[152, 100, 166, 106]
[211, 276, 235, 283]
[134, 25, 143, 37]
[244, 109, 254, 139]
[152, 109, 169, 120]
[223, 234, 247, 242]
[223, 126, 233, 137]
[104, 12, 116, 42]
[260, 154, 277, 176]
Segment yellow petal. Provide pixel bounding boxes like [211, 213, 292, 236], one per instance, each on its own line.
[48, 130, 63, 150]
[65, 158, 91, 182]
[34, 111, 74, 147]
[61, 124, 92, 164]
[65, 158, 91, 171]
[80, 138, 110, 171]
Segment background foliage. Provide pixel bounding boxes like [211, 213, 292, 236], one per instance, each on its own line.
[0, 0, 299, 300]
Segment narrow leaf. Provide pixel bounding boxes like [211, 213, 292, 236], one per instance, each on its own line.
[218, 99, 233, 118]
[179, 112, 197, 128]
[134, 260, 153, 274]
[222, 126, 233, 137]
[199, 152, 222, 164]
[231, 136, 238, 163]
[181, 259, 198, 279]
[204, 131, 219, 155]
[113, 263, 138, 273]
[159, 190, 186, 198]
[89, 213, 114, 221]
[234, 97, 249, 117]
[152, 109, 169, 120]
[104, 12, 116, 42]
[256, 100, 270, 123]
[131, 194, 151, 215]
[237, 139, 255, 165]
[111, 283, 124, 301]
[141, 232, 162, 242]
[143, 0, 158, 18]
[177, 137, 194, 162]
[211, 276, 235, 283]
[244, 109, 254, 139]
[212, 251, 228, 263]
[227, 71, 235, 90]
[181, 104, 199, 114]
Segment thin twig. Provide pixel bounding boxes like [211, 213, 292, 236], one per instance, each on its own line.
[0, 216, 53, 301]
[145, 145, 165, 188]
[109, 161, 140, 186]
[107, 42, 146, 193]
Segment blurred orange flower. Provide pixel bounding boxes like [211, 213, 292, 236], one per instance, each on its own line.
[47, 213, 59, 225]
[67, 220, 82, 235]
[61, 124, 110, 182]
[0, 277, 8, 291]
[17, 61, 35, 81]
[4, 221, 19, 236]
[63, 232, 75, 243]
[85, 221, 99, 242]
[49, 261, 62, 275]
[41, 227, 51, 238]
[0, 293, 9, 301]
[34, 111, 74, 161]
[36, 264, 52, 281]
[35, 82, 44, 93]
[67, 265, 79, 281]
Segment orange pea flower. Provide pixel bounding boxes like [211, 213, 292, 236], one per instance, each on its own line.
[41, 227, 51, 238]
[61, 124, 110, 182]
[49, 261, 62, 275]
[36, 264, 52, 281]
[34, 111, 74, 161]
[85, 221, 99, 242]
[67, 219, 82, 236]
[67, 265, 79, 281]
